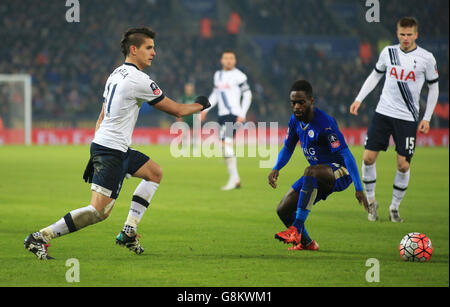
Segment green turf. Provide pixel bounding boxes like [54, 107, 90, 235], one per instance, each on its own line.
[0, 145, 448, 286]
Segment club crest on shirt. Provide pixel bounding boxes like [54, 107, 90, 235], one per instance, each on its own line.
[150, 82, 161, 95]
[328, 133, 340, 148]
[308, 130, 314, 138]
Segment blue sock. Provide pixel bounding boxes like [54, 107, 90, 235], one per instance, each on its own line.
[301, 226, 312, 245]
[292, 176, 317, 233]
[292, 208, 310, 233]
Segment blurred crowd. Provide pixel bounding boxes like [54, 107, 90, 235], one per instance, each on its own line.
[0, 0, 448, 128]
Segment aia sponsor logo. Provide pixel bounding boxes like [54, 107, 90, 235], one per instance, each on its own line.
[390, 67, 416, 82]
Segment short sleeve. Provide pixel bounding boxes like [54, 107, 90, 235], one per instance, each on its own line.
[134, 76, 165, 105]
[425, 54, 439, 84]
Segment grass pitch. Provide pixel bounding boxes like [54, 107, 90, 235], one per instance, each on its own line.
[0, 145, 448, 287]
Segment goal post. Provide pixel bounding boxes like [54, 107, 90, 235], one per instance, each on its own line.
[0, 74, 32, 145]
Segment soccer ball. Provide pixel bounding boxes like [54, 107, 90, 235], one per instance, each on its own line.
[399, 232, 433, 262]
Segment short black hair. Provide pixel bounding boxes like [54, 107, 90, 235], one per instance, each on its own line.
[120, 27, 156, 57]
[222, 50, 236, 56]
[397, 17, 418, 31]
[290, 80, 313, 98]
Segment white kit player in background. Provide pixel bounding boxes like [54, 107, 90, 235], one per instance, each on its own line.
[350, 17, 439, 223]
[24, 27, 210, 260]
[201, 50, 252, 191]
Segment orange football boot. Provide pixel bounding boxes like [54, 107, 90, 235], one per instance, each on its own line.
[275, 226, 301, 245]
[288, 240, 320, 251]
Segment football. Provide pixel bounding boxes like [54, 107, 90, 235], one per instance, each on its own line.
[399, 232, 433, 262]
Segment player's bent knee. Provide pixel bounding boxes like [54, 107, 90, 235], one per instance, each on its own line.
[303, 166, 321, 178]
[138, 161, 163, 183]
[151, 165, 163, 183]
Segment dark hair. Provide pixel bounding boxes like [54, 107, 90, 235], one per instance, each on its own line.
[290, 80, 313, 97]
[222, 49, 236, 56]
[120, 27, 156, 57]
[397, 17, 418, 30]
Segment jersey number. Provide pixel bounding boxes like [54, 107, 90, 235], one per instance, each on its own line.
[105, 83, 118, 116]
[405, 137, 415, 154]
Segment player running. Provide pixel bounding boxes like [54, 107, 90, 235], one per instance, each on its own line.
[201, 50, 252, 190]
[350, 17, 439, 222]
[268, 80, 368, 251]
[24, 27, 210, 260]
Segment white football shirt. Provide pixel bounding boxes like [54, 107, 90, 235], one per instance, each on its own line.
[93, 62, 164, 152]
[374, 44, 439, 122]
[207, 68, 252, 118]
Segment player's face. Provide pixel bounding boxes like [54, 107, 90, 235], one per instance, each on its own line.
[133, 38, 156, 69]
[221, 52, 236, 71]
[397, 26, 418, 51]
[290, 91, 314, 122]
[184, 83, 194, 96]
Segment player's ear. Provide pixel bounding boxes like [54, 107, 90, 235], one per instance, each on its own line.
[129, 45, 137, 56]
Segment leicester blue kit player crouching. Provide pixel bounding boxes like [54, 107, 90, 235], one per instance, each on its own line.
[268, 80, 368, 251]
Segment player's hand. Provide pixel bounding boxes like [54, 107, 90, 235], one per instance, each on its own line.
[195, 96, 211, 111]
[236, 116, 246, 123]
[349, 101, 361, 116]
[418, 120, 430, 134]
[200, 111, 207, 122]
[268, 169, 279, 189]
[83, 157, 94, 183]
[355, 191, 369, 212]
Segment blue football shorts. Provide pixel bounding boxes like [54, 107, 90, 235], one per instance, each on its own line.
[291, 163, 353, 204]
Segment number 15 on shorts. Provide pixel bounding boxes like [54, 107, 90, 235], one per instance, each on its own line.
[405, 137, 415, 155]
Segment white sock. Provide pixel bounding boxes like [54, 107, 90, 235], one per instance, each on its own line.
[390, 169, 410, 211]
[362, 161, 376, 202]
[124, 180, 159, 236]
[40, 205, 101, 242]
[225, 156, 239, 181]
[40, 218, 69, 242]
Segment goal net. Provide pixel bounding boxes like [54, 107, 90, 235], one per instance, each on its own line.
[0, 74, 32, 145]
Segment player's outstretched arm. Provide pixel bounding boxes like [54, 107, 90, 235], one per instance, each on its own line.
[201, 89, 219, 121]
[153, 96, 210, 118]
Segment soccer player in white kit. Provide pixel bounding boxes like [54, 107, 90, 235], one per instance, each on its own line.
[24, 27, 210, 259]
[350, 17, 439, 222]
[201, 50, 252, 190]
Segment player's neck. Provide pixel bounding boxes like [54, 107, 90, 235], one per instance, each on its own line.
[297, 108, 315, 125]
[303, 108, 315, 124]
[124, 58, 144, 71]
[400, 42, 417, 53]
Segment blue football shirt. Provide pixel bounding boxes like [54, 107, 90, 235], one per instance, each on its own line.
[284, 107, 348, 166]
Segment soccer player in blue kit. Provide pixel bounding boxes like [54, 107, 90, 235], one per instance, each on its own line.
[268, 80, 369, 251]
